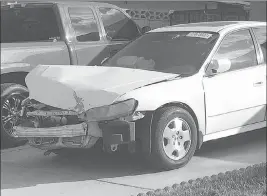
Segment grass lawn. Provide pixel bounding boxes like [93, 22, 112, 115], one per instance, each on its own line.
[139, 163, 266, 196]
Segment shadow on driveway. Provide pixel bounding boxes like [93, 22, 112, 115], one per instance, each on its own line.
[195, 128, 266, 162]
[1, 128, 266, 190]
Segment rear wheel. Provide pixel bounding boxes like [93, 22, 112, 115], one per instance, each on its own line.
[1, 83, 28, 148]
[148, 107, 198, 170]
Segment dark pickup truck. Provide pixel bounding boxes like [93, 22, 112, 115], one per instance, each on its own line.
[1, 1, 144, 147]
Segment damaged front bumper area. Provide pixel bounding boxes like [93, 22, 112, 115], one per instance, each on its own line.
[13, 123, 87, 138]
[13, 120, 137, 152]
[12, 122, 99, 151]
[12, 99, 141, 152]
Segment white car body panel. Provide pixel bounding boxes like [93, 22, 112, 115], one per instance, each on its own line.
[23, 21, 266, 145]
[150, 21, 265, 34]
[26, 64, 207, 134]
[25, 65, 176, 112]
[118, 74, 207, 134]
[203, 64, 266, 134]
[203, 121, 266, 142]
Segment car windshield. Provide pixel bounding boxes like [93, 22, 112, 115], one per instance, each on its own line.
[105, 31, 219, 75]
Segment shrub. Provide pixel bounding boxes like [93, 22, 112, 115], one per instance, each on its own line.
[137, 163, 266, 196]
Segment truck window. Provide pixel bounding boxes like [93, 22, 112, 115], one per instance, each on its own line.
[1, 6, 61, 43]
[98, 7, 141, 41]
[68, 7, 100, 42]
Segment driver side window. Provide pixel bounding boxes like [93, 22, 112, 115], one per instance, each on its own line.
[69, 7, 100, 42]
[98, 7, 141, 41]
[212, 29, 258, 72]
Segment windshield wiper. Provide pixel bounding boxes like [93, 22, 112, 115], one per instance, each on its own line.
[166, 73, 193, 80]
[111, 38, 130, 41]
[100, 56, 110, 65]
[133, 75, 180, 90]
[140, 73, 192, 88]
[166, 75, 182, 81]
[176, 73, 194, 77]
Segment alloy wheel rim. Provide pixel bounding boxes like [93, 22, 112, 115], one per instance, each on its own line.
[1, 94, 26, 137]
[162, 117, 191, 161]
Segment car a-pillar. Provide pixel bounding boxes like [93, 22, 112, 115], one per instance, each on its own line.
[1, 72, 29, 148]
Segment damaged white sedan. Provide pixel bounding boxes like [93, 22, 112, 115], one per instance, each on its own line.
[12, 21, 266, 170]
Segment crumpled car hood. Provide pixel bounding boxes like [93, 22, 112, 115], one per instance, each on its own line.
[25, 65, 177, 112]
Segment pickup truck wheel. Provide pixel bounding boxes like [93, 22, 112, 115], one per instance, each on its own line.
[149, 107, 198, 170]
[1, 83, 28, 148]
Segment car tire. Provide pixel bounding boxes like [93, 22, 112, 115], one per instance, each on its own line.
[1, 83, 28, 148]
[148, 106, 198, 170]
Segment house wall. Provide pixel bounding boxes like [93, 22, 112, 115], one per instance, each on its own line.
[109, 1, 250, 29]
[111, 1, 218, 11]
[250, 1, 266, 21]
[109, 1, 218, 29]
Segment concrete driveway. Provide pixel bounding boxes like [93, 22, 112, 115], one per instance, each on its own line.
[1, 128, 266, 196]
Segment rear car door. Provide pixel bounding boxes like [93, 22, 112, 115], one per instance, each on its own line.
[203, 28, 266, 134]
[65, 6, 110, 65]
[96, 7, 142, 58]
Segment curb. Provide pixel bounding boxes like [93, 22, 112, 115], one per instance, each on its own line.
[136, 162, 267, 196]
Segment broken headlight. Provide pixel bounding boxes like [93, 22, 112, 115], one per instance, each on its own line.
[82, 99, 138, 121]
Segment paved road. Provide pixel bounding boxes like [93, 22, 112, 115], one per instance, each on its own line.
[1, 128, 266, 196]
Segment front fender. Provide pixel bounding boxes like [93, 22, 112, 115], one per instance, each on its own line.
[119, 75, 206, 154]
[118, 75, 206, 135]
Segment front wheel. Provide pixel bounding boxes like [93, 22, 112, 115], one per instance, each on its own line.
[148, 107, 198, 170]
[1, 83, 28, 148]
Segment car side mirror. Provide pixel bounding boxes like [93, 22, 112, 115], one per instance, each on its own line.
[206, 58, 231, 76]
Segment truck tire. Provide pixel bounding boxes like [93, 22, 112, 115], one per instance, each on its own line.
[1, 83, 28, 148]
[148, 107, 198, 170]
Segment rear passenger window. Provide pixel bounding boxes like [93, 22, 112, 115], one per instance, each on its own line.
[213, 29, 258, 72]
[98, 7, 141, 41]
[68, 7, 100, 42]
[253, 26, 266, 63]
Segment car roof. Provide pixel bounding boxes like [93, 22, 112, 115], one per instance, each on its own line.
[150, 21, 266, 33]
[2, 1, 116, 7]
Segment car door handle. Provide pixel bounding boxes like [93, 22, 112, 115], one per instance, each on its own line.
[253, 81, 263, 87]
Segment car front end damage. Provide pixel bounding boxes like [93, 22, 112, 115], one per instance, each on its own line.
[10, 64, 177, 155]
[12, 97, 151, 154]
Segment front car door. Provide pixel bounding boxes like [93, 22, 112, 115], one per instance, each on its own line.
[65, 6, 110, 65]
[252, 25, 267, 120]
[203, 28, 266, 134]
[96, 7, 142, 59]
